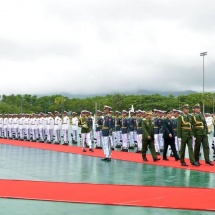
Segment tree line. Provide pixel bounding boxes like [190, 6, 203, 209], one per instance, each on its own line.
[0, 92, 214, 114]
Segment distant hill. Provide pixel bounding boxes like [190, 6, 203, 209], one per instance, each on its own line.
[38, 90, 198, 98]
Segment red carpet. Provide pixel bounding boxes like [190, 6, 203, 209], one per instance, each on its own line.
[0, 138, 215, 173]
[0, 179, 214, 211]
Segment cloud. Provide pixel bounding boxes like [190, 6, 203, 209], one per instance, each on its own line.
[0, 0, 215, 95]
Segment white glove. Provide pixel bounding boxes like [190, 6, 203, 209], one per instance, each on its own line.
[192, 137, 196, 141]
[82, 124, 87, 128]
[178, 138, 181, 142]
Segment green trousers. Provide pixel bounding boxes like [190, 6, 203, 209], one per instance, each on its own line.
[194, 135, 210, 162]
[142, 139, 157, 160]
[180, 137, 195, 163]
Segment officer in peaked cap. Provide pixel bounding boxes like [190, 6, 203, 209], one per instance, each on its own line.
[142, 110, 160, 162]
[177, 104, 199, 166]
[191, 104, 214, 165]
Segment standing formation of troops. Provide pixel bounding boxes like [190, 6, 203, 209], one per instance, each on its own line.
[0, 103, 214, 166]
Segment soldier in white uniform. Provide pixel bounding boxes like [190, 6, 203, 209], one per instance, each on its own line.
[0, 114, 3, 137]
[38, 113, 45, 142]
[3, 114, 8, 138]
[46, 112, 54, 143]
[13, 114, 19, 139]
[62, 111, 70, 145]
[54, 111, 62, 144]
[8, 114, 14, 139]
[19, 114, 25, 140]
[71, 112, 79, 144]
[24, 114, 31, 141]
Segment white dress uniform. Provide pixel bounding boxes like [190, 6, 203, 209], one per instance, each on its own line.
[54, 115, 62, 143]
[38, 116, 46, 142]
[31, 117, 39, 141]
[0, 115, 3, 137]
[62, 115, 70, 144]
[13, 116, 19, 139]
[19, 116, 25, 140]
[8, 116, 14, 138]
[46, 115, 54, 143]
[24, 116, 31, 140]
[71, 116, 79, 142]
[3, 116, 8, 138]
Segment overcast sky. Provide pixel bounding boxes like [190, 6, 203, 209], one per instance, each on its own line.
[0, 0, 215, 95]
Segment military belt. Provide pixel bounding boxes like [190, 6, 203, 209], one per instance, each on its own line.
[154, 126, 158, 128]
[122, 127, 127, 128]
[195, 126, 204, 128]
[173, 129, 177, 130]
[182, 127, 191, 130]
[137, 127, 142, 129]
[102, 126, 109, 129]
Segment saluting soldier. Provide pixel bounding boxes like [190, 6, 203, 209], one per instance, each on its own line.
[101, 105, 112, 161]
[142, 111, 160, 162]
[162, 110, 179, 161]
[177, 104, 199, 166]
[192, 104, 214, 166]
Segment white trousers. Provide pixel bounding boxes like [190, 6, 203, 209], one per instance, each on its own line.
[19, 128, 25, 139]
[122, 133, 128, 148]
[96, 131, 102, 147]
[102, 136, 111, 158]
[158, 134, 164, 149]
[47, 129, 53, 142]
[137, 134, 142, 150]
[175, 136, 181, 152]
[154, 134, 160, 152]
[54, 129, 61, 142]
[81, 133, 92, 148]
[115, 131, 121, 145]
[134, 131, 137, 142]
[110, 132, 115, 147]
[62, 129, 69, 142]
[72, 129, 78, 141]
[39, 128, 45, 141]
[128, 131, 135, 146]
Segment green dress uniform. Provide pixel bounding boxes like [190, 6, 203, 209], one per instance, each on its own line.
[192, 113, 211, 163]
[177, 113, 195, 164]
[142, 117, 158, 161]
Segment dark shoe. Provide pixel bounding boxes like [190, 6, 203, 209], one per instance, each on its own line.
[175, 157, 180, 161]
[156, 152, 160, 155]
[89, 148, 94, 152]
[111, 147, 115, 150]
[143, 158, 148, 162]
[101, 158, 108, 161]
[106, 158, 111, 162]
[191, 162, 200, 166]
[124, 148, 128, 152]
[163, 158, 169, 161]
[206, 161, 214, 166]
[153, 158, 160, 162]
[181, 162, 188, 166]
[196, 161, 202, 165]
[82, 148, 87, 152]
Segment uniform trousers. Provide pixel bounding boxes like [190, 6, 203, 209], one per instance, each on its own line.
[62, 129, 69, 142]
[115, 131, 121, 145]
[0, 127, 2, 137]
[163, 138, 179, 159]
[39, 128, 45, 141]
[122, 133, 128, 148]
[8, 127, 13, 138]
[3, 127, 8, 138]
[110, 132, 115, 147]
[154, 134, 160, 152]
[194, 135, 210, 162]
[19, 128, 25, 140]
[72, 129, 78, 141]
[81, 133, 92, 148]
[47, 129, 53, 142]
[102, 136, 111, 158]
[128, 131, 135, 146]
[142, 139, 157, 160]
[54, 129, 61, 142]
[96, 131, 102, 147]
[137, 134, 142, 150]
[180, 137, 195, 163]
[158, 133, 164, 149]
[13, 128, 18, 139]
[25, 128, 31, 140]
[175, 136, 181, 152]
[134, 131, 137, 142]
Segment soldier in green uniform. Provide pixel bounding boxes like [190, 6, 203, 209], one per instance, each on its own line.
[142, 111, 160, 162]
[192, 104, 214, 166]
[78, 110, 94, 152]
[177, 104, 199, 166]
